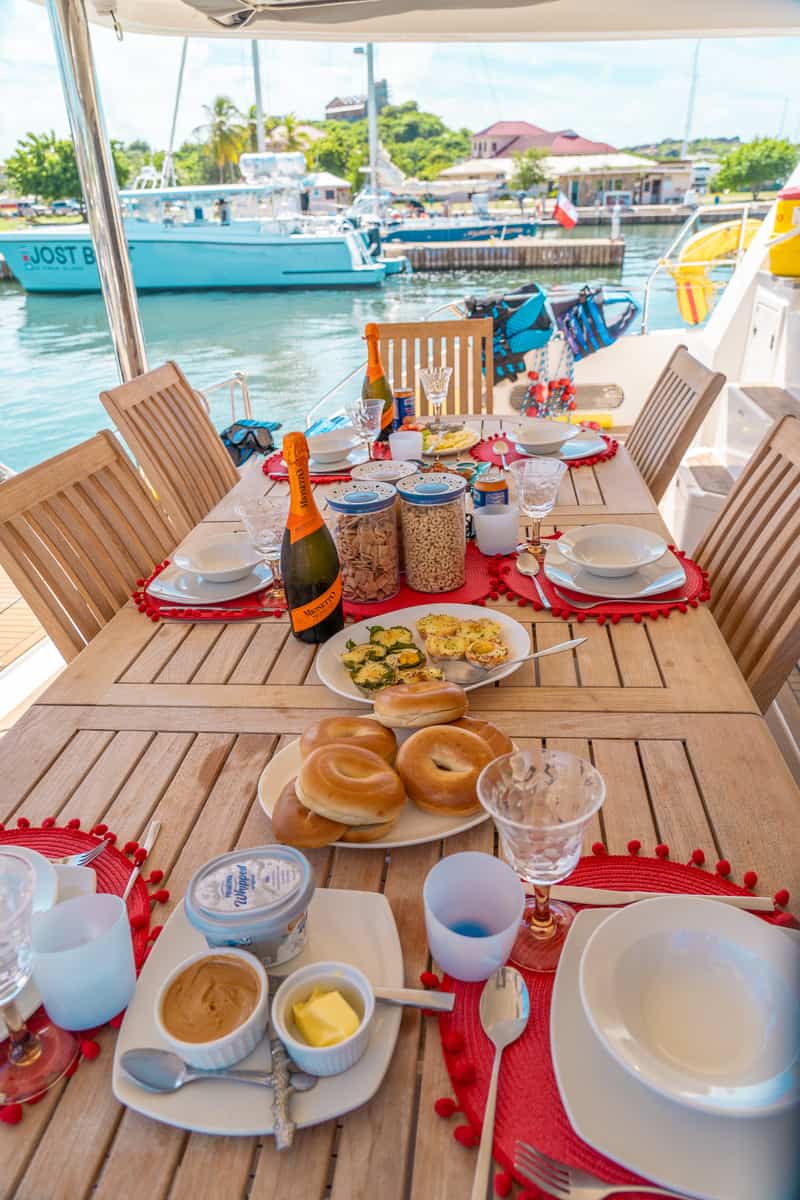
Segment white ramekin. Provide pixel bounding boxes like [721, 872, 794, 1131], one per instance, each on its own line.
[155, 948, 269, 1070]
[271, 960, 374, 1077]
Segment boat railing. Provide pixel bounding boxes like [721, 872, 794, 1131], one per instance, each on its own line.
[640, 202, 760, 334]
[196, 371, 253, 423]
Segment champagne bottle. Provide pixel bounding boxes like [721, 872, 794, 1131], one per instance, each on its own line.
[362, 323, 393, 442]
[281, 432, 344, 644]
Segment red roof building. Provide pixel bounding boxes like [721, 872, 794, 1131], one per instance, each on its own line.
[471, 121, 616, 159]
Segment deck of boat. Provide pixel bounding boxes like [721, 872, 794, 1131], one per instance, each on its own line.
[0, 566, 43, 670]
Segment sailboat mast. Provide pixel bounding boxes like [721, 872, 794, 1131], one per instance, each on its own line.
[680, 40, 701, 159]
[252, 40, 266, 153]
[366, 42, 379, 192]
[161, 37, 188, 187]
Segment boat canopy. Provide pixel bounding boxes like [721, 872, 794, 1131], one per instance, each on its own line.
[119, 183, 289, 201]
[31, 0, 800, 39]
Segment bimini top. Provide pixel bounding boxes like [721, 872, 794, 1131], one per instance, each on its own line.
[32, 0, 800, 40]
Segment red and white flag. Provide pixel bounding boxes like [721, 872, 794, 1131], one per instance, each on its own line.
[553, 191, 578, 230]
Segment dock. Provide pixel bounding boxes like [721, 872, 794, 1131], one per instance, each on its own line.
[383, 237, 624, 271]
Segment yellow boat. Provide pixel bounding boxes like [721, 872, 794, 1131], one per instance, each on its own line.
[668, 218, 762, 325]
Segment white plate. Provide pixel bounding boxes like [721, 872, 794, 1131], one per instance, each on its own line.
[350, 460, 418, 483]
[552, 909, 799, 1200]
[579, 897, 800, 1117]
[173, 533, 261, 583]
[421, 429, 480, 457]
[315, 603, 531, 703]
[147, 562, 273, 604]
[512, 419, 581, 453]
[307, 430, 362, 463]
[544, 543, 686, 600]
[307, 446, 369, 473]
[513, 434, 607, 461]
[558, 524, 667, 579]
[112, 889, 403, 1136]
[257, 738, 488, 849]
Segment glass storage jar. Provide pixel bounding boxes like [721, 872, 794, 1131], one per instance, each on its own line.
[327, 481, 400, 603]
[396, 472, 467, 593]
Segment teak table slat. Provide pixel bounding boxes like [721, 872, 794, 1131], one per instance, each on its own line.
[1, 426, 797, 1200]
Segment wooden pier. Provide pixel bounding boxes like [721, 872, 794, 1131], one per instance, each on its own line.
[384, 236, 624, 271]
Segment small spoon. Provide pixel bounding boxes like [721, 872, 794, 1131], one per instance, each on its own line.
[120, 1047, 317, 1095]
[441, 638, 586, 686]
[470, 967, 529, 1200]
[514, 550, 540, 577]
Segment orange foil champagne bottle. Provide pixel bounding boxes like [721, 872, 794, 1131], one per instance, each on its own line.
[362, 322, 393, 443]
[281, 433, 345, 643]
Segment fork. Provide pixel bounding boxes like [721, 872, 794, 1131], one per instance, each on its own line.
[53, 840, 110, 868]
[552, 587, 689, 611]
[514, 1141, 695, 1198]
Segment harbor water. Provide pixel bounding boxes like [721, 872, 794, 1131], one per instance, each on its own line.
[1, 225, 690, 473]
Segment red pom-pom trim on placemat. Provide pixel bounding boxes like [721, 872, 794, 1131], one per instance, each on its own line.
[434, 1097, 459, 1118]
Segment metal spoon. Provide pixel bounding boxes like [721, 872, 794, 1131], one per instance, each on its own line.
[441, 638, 586, 686]
[120, 1047, 317, 1094]
[470, 967, 530, 1200]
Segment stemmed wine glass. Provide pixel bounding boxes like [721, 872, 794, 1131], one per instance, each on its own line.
[510, 457, 567, 559]
[236, 495, 290, 603]
[418, 366, 453, 435]
[0, 853, 78, 1102]
[346, 398, 384, 461]
[477, 750, 605, 972]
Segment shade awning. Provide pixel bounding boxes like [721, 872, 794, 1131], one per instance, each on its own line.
[44, 0, 800, 40]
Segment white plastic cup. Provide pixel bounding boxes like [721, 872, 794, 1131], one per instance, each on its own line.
[423, 852, 525, 982]
[473, 504, 520, 556]
[31, 894, 136, 1030]
[389, 430, 423, 461]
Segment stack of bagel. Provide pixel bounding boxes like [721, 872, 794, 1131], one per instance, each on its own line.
[272, 680, 513, 849]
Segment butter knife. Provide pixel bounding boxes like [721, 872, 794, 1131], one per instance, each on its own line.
[121, 819, 161, 902]
[534, 884, 775, 912]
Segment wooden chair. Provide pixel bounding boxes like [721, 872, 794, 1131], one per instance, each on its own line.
[377, 318, 494, 416]
[694, 415, 800, 712]
[0, 431, 175, 662]
[626, 345, 725, 502]
[100, 361, 239, 539]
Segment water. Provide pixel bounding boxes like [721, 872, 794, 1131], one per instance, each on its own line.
[0, 225, 686, 473]
[448, 920, 492, 938]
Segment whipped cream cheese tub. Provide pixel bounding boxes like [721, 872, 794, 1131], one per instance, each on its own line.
[185, 846, 314, 967]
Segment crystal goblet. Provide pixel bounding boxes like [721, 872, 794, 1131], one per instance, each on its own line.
[419, 366, 453, 435]
[510, 456, 567, 559]
[477, 749, 605, 972]
[236, 495, 289, 603]
[0, 853, 78, 1102]
[346, 398, 384, 460]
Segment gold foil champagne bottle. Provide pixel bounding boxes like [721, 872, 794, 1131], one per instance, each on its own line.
[362, 322, 394, 443]
[281, 432, 344, 643]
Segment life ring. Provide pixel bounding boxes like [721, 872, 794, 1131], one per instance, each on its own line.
[668, 218, 762, 325]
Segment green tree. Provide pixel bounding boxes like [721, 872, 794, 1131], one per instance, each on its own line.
[715, 136, 798, 199]
[509, 147, 548, 192]
[6, 131, 130, 202]
[242, 105, 279, 153]
[281, 113, 306, 152]
[195, 96, 246, 182]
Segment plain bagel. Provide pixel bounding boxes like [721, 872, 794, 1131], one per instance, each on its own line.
[299, 715, 398, 765]
[271, 779, 347, 849]
[395, 725, 493, 817]
[296, 744, 405, 826]
[449, 716, 513, 760]
[373, 680, 468, 729]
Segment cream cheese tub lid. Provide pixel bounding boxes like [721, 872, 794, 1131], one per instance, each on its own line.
[185, 846, 314, 936]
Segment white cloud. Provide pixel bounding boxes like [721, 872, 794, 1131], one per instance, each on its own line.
[0, 0, 798, 159]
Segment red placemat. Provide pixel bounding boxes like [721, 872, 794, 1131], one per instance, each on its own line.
[264, 442, 391, 483]
[489, 546, 710, 624]
[471, 430, 618, 471]
[134, 544, 512, 624]
[434, 852, 791, 1196]
[0, 821, 168, 1124]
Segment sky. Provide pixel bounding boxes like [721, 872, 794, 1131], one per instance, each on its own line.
[0, 0, 798, 159]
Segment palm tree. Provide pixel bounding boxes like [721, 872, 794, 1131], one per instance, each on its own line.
[243, 105, 279, 153]
[195, 96, 245, 182]
[282, 113, 306, 153]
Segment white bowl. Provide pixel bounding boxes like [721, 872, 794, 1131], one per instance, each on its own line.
[307, 431, 362, 464]
[579, 897, 800, 1117]
[558, 524, 667, 578]
[173, 535, 261, 583]
[155, 948, 269, 1070]
[512, 419, 581, 455]
[271, 960, 374, 1077]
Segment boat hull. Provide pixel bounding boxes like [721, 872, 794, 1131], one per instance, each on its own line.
[0, 229, 385, 292]
[382, 221, 537, 243]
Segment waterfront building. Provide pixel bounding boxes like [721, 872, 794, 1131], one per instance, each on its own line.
[325, 80, 389, 121]
[471, 120, 616, 159]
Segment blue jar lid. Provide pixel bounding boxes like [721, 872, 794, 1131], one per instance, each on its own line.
[327, 480, 397, 514]
[396, 471, 467, 505]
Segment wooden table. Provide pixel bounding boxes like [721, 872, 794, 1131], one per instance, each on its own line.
[1, 434, 798, 1200]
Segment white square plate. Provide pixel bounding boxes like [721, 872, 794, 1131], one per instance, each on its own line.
[551, 910, 798, 1200]
[113, 889, 403, 1136]
[544, 543, 686, 599]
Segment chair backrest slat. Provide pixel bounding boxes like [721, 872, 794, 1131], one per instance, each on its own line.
[377, 319, 494, 416]
[100, 361, 238, 538]
[627, 345, 725, 502]
[694, 415, 800, 712]
[0, 431, 175, 661]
